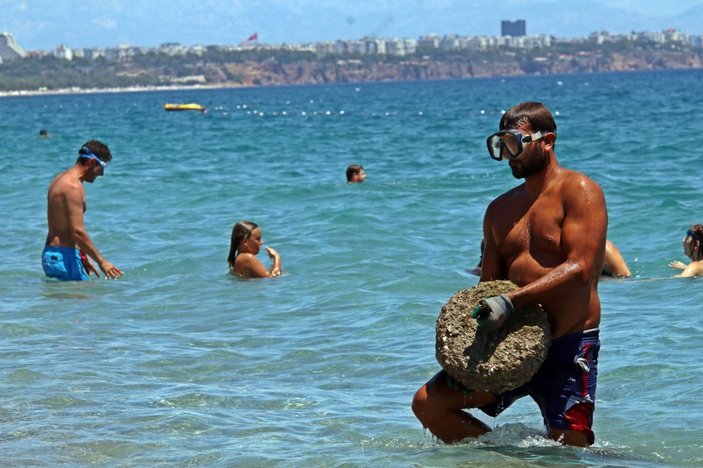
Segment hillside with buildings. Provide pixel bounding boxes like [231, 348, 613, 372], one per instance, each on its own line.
[1, 25, 703, 93]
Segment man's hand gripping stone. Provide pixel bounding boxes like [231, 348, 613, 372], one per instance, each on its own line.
[470, 294, 514, 331]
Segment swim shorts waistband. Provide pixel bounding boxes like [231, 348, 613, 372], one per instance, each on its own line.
[550, 328, 599, 346]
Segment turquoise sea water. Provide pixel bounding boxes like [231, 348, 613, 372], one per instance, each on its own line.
[1, 70, 702, 466]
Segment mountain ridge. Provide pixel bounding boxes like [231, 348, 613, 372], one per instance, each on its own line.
[2, 0, 702, 51]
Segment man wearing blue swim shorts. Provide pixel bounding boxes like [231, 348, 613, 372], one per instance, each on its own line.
[413, 102, 607, 447]
[43, 140, 123, 281]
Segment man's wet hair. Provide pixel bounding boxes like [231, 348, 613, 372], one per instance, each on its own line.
[500, 102, 557, 136]
[76, 140, 112, 165]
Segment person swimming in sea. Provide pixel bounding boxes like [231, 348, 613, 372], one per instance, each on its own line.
[346, 164, 366, 183]
[669, 224, 703, 277]
[227, 220, 282, 278]
[601, 240, 631, 278]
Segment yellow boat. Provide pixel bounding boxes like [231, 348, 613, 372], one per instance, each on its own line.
[164, 103, 206, 112]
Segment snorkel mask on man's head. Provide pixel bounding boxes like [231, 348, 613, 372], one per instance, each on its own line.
[488, 102, 558, 162]
[486, 130, 552, 161]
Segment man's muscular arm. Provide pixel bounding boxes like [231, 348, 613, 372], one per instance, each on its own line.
[479, 200, 506, 282]
[65, 184, 122, 279]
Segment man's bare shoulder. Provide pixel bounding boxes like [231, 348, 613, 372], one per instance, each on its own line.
[49, 171, 83, 196]
[559, 169, 605, 203]
[561, 168, 602, 191]
[486, 184, 524, 212]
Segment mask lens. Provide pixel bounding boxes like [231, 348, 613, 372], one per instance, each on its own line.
[501, 133, 521, 156]
[486, 131, 528, 160]
[488, 135, 504, 160]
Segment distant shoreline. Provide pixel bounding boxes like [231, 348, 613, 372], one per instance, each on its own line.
[0, 83, 253, 98]
[3, 41, 702, 98]
[2, 65, 702, 99]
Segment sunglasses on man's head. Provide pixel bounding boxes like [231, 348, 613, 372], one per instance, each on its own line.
[486, 130, 549, 161]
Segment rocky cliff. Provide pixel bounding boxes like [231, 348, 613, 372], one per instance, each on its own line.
[2, 47, 702, 92]
[202, 50, 703, 87]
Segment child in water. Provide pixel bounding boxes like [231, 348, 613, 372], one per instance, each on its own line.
[228, 220, 282, 278]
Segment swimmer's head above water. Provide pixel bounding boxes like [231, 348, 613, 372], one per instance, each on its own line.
[683, 224, 703, 261]
[228, 220, 260, 268]
[346, 164, 366, 183]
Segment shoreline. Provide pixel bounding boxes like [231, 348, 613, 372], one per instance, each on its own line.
[0, 83, 252, 98]
[2, 66, 701, 99]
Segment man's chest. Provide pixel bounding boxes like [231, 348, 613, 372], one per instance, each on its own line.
[495, 196, 565, 258]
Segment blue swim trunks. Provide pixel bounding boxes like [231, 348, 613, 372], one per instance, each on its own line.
[42, 246, 89, 281]
[479, 328, 600, 444]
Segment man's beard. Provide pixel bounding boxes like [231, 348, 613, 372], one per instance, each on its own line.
[509, 148, 546, 179]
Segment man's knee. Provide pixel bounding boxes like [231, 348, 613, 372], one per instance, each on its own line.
[411, 385, 431, 423]
[411, 378, 459, 427]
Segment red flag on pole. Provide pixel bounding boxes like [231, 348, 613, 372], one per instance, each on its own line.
[246, 33, 258, 42]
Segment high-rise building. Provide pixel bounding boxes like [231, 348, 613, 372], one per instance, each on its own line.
[0, 32, 27, 61]
[501, 20, 526, 37]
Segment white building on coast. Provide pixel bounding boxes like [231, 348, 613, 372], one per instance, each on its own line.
[0, 32, 27, 62]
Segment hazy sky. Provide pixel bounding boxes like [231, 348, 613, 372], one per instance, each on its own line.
[1, 0, 702, 51]
[604, 0, 701, 15]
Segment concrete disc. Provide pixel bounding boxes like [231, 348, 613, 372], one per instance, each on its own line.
[435, 280, 551, 394]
